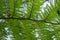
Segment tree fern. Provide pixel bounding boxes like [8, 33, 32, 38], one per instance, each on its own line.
[0, 0, 60, 40]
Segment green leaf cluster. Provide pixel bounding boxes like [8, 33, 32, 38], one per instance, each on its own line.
[0, 0, 60, 40]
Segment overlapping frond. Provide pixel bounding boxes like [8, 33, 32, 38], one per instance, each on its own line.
[0, 0, 60, 40]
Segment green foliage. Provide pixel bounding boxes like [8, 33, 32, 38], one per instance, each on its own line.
[0, 0, 60, 40]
